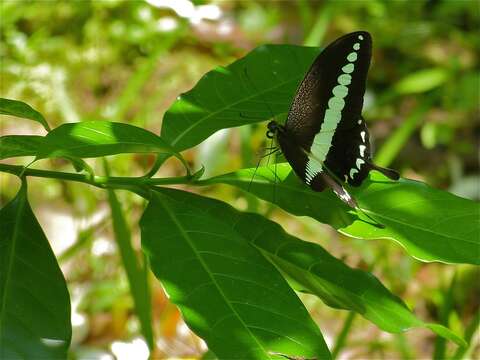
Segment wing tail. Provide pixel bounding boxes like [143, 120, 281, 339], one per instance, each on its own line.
[367, 161, 400, 180]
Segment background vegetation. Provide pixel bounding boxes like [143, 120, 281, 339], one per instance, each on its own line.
[1, 0, 478, 359]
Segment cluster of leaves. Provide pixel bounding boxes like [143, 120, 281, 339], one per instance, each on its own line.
[1, 42, 479, 359]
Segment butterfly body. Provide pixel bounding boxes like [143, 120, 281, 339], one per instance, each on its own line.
[266, 31, 399, 215]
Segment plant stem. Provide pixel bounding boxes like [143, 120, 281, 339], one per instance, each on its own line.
[433, 269, 457, 360]
[0, 163, 193, 195]
[331, 311, 356, 359]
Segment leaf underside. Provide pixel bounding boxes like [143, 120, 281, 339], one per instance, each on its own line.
[140, 188, 331, 360]
[0, 98, 51, 131]
[0, 182, 71, 359]
[0, 135, 44, 159]
[146, 188, 466, 348]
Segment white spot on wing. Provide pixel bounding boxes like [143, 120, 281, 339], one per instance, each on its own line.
[334, 188, 352, 203]
[360, 131, 366, 142]
[359, 145, 366, 157]
[350, 168, 359, 178]
[340, 192, 351, 202]
[356, 158, 365, 169]
[358, 35, 364, 40]
[357, 119, 362, 125]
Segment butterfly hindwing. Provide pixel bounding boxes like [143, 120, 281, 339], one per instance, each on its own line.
[325, 116, 372, 186]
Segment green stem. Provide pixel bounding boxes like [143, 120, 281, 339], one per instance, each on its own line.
[0, 163, 193, 196]
[433, 270, 457, 360]
[331, 311, 356, 359]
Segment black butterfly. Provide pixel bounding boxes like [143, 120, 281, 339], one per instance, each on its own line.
[266, 31, 399, 225]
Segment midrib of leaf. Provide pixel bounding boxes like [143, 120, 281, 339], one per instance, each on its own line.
[45, 141, 166, 153]
[170, 73, 303, 146]
[363, 208, 478, 247]
[208, 175, 477, 248]
[0, 189, 25, 345]
[252, 237, 417, 330]
[156, 195, 272, 358]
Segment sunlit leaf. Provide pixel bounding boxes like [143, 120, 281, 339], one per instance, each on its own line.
[201, 164, 480, 265]
[37, 121, 186, 167]
[0, 135, 43, 159]
[0, 181, 71, 358]
[0, 98, 51, 131]
[161, 44, 319, 152]
[140, 188, 331, 360]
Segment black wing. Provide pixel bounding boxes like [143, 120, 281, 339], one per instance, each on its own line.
[285, 31, 371, 153]
[284, 31, 398, 187]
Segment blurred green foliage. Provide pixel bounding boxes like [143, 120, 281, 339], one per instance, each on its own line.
[1, 0, 478, 359]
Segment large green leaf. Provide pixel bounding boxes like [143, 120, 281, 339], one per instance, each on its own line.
[0, 98, 51, 132]
[0, 135, 43, 159]
[37, 121, 184, 164]
[242, 217, 465, 346]
[161, 44, 319, 152]
[140, 188, 330, 360]
[201, 164, 480, 265]
[107, 188, 154, 350]
[0, 181, 71, 358]
[144, 188, 465, 349]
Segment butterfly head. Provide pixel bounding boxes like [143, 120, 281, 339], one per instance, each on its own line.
[266, 120, 284, 139]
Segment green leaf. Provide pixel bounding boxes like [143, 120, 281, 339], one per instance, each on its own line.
[37, 121, 186, 167]
[140, 188, 330, 360]
[244, 219, 466, 347]
[201, 164, 480, 265]
[106, 188, 154, 350]
[143, 187, 465, 350]
[161, 44, 319, 152]
[0, 98, 51, 131]
[394, 68, 449, 94]
[451, 311, 480, 359]
[0, 135, 43, 159]
[0, 181, 71, 358]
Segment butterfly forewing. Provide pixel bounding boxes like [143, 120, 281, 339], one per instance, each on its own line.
[283, 31, 373, 187]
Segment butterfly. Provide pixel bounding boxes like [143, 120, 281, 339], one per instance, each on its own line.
[266, 31, 399, 226]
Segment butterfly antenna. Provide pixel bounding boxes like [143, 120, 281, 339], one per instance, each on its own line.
[273, 150, 278, 203]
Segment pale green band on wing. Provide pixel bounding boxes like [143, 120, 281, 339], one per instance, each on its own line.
[338, 74, 352, 85]
[305, 36, 364, 184]
[332, 85, 349, 98]
[347, 52, 358, 62]
[342, 63, 354, 73]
